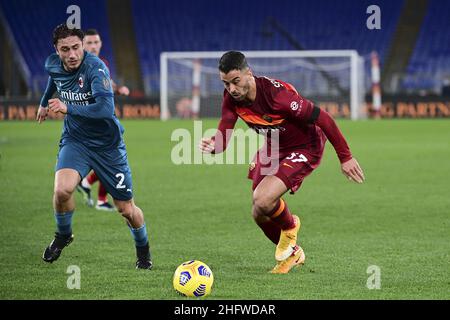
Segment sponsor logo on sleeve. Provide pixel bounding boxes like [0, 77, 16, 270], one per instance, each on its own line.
[291, 99, 304, 114]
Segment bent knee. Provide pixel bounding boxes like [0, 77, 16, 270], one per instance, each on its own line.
[54, 187, 73, 202]
[120, 211, 133, 221]
[117, 206, 131, 218]
[252, 191, 277, 216]
[251, 208, 262, 220]
[116, 203, 134, 219]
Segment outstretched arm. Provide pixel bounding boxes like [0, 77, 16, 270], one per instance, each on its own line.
[272, 86, 365, 183]
[199, 118, 237, 153]
[199, 95, 238, 154]
[314, 108, 365, 183]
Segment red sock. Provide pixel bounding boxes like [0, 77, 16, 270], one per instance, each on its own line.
[269, 199, 295, 230]
[256, 219, 281, 245]
[87, 171, 99, 185]
[98, 182, 108, 202]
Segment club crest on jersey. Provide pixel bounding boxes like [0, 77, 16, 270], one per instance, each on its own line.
[78, 76, 84, 88]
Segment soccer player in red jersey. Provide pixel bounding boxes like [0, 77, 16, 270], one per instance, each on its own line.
[77, 29, 130, 211]
[199, 51, 365, 273]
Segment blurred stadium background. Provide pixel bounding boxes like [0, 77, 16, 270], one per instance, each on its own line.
[0, 0, 449, 119]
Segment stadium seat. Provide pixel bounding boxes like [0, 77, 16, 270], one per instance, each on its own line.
[131, 0, 405, 92]
[0, 0, 116, 93]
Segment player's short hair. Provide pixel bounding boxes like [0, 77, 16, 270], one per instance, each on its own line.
[218, 51, 248, 74]
[85, 29, 100, 36]
[53, 24, 84, 45]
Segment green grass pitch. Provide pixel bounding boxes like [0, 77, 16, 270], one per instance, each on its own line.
[0, 119, 449, 299]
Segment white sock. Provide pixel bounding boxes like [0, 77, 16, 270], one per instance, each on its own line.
[81, 178, 91, 189]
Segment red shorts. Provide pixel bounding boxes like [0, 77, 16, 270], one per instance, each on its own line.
[248, 141, 326, 194]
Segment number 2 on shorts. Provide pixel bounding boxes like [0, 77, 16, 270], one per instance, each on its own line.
[115, 173, 126, 189]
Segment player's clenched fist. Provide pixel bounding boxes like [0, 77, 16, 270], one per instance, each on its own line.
[199, 137, 215, 153]
[48, 98, 68, 114]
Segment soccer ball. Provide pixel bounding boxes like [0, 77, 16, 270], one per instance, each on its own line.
[173, 260, 214, 297]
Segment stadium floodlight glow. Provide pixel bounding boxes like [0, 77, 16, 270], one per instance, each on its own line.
[160, 50, 366, 120]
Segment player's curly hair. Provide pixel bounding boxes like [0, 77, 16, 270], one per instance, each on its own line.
[219, 51, 248, 73]
[52, 23, 84, 45]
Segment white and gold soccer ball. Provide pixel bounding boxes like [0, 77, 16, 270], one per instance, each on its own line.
[173, 260, 214, 297]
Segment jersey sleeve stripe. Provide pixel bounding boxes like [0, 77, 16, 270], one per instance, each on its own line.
[307, 106, 321, 123]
